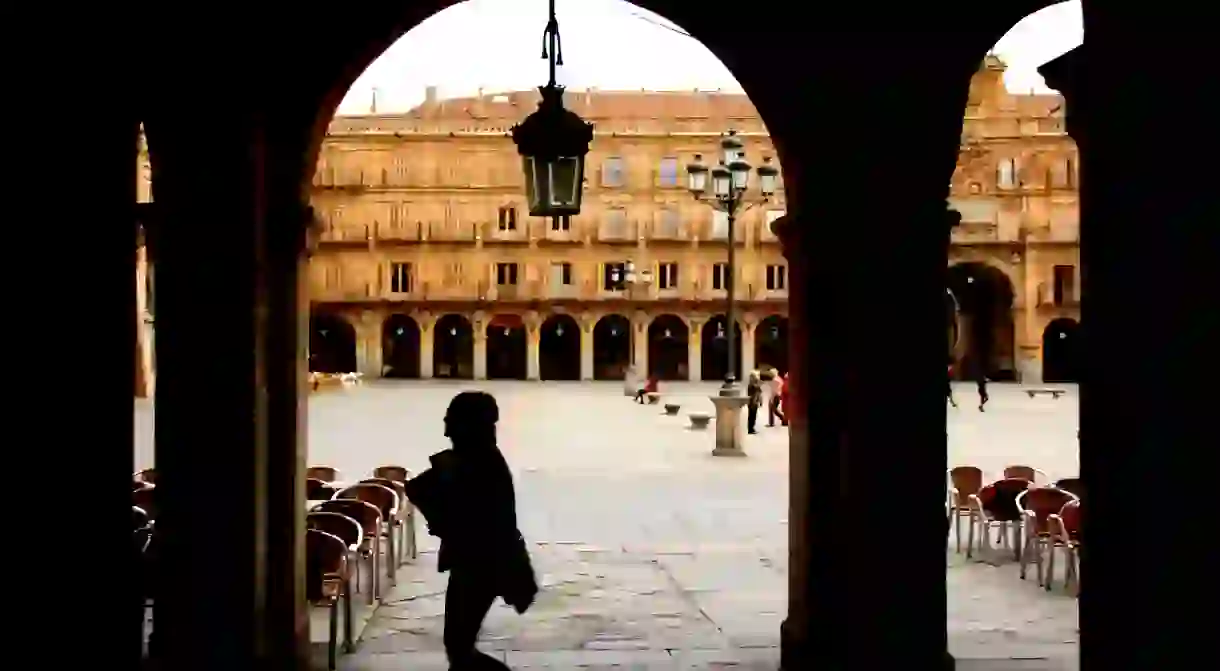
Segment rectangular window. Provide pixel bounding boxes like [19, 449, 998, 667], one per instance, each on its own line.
[658, 262, 679, 290]
[389, 262, 412, 293]
[658, 208, 681, 238]
[1052, 264, 1075, 305]
[603, 262, 627, 291]
[712, 263, 729, 291]
[766, 264, 787, 291]
[997, 158, 1017, 189]
[496, 262, 519, 286]
[497, 205, 518, 231]
[712, 210, 729, 239]
[602, 156, 625, 187]
[550, 262, 573, 289]
[551, 214, 572, 232]
[658, 157, 679, 187]
[603, 209, 628, 238]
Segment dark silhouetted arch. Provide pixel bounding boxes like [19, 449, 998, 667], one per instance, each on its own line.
[1042, 318, 1081, 383]
[487, 314, 527, 380]
[701, 315, 743, 382]
[755, 315, 789, 375]
[382, 314, 420, 379]
[947, 262, 1016, 380]
[433, 314, 473, 379]
[309, 314, 357, 374]
[593, 314, 632, 380]
[540, 314, 581, 380]
[647, 314, 689, 380]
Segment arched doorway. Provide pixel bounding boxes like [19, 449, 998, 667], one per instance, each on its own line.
[381, 314, 421, 379]
[647, 314, 689, 380]
[755, 315, 790, 374]
[701, 315, 743, 382]
[947, 262, 1017, 381]
[433, 314, 473, 379]
[309, 314, 357, 374]
[487, 314, 527, 380]
[593, 314, 631, 380]
[1042, 318, 1081, 383]
[539, 314, 581, 380]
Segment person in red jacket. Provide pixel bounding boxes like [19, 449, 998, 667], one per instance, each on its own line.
[635, 374, 658, 403]
[778, 373, 790, 426]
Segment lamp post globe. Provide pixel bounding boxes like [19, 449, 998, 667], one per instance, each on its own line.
[711, 164, 732, 198]
[687, 154, 709, 195]
[757, 156, 779, 196]
[510, 83, 594, 217]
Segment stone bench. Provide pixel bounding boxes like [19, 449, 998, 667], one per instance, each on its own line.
[1026, 388, 1066, 400]
[645, 392, 662, 405]
[664, 403, 681, 416]
[688, 412, 711, 430]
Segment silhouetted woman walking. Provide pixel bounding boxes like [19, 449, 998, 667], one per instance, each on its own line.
[405, 391, 537, 670]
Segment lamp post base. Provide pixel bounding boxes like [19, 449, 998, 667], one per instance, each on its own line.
[709, 394, 749, 457]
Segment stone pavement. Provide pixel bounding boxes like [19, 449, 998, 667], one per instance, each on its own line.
[133, 381, 1082, 668]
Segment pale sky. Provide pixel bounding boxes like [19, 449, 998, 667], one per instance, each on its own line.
[338, 0, 1083, 114]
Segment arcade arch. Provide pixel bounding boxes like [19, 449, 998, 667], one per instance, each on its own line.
[593, 314, 632, 380]
[486, 314, 527, 380]
[755, 315, 789, 374]
[647, 314, 689, 380]
[1042, 317, 1081, 383]
[308, 314, 356, 373]
[947, 262, 1016, 380]
[701, 314, 742, 382]
[381, 313, 421, 378]
[539, 314, 581, 381]
[433, 314, 474, 379]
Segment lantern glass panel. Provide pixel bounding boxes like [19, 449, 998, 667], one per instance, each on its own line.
[760, 172, 777, 195]
[688, 168, 707, 193]
[713, 172, 730, 197]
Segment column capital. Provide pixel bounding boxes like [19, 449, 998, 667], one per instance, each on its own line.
[742, 312, 760, 329]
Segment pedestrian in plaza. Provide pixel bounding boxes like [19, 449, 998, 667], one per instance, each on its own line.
[403, 391, 536, 671]
[779, 372, 791, 426]
[946, 361, 958, 408]
[635, 373, 658, 403]
[767, 367, 786, 426]
[746, 371, 763, 434]
[976, 371, 990, 412]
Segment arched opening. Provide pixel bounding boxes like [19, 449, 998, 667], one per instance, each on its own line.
[754, 315, 789, 374]
[947, 263, 1016, 381]
[593, 314, 632, 380]
[539, 314, 581, 380]
[487, 314, 527, 380]
[433, 314, 474, 379]
[381, 314, 421, 378]
[647, 314, 689, 380]
[1042, 318, 1081, 383]
[309, 314, 357, 374]
[701, 315, 742, 382]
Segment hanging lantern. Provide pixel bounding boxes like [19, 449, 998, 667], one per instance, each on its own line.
[510, 2, 594, 217]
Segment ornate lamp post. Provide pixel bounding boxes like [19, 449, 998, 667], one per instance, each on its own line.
[687, 131, 779, 396]
[511, 0, 594, 225]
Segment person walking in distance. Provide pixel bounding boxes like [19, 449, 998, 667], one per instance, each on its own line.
[404, 391, 536, 670]
[767, 368, 786, 426]
[746, 371, 763, 435]
[976, 370, 990, 412]
[946, 360, 958, 408]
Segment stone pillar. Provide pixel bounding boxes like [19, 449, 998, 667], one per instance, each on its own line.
[1041, 41, 1214, 667]
[579, 316, 594, 380]
[526, 328, 541, 381]
[150, 119, 308, 667]
[418, 314, 435, 379]
[355, 311, 382, 377]
[775, 71, 956, 667]
[687, 317, 703, 382]
[1017, 343, 1042, 384]
[632, 311, 649, 377]
[473, 332, 488, 380]
[741, 315, 757, 377]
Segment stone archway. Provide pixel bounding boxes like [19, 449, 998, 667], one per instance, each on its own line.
[309, 314, 357, 373]
[1042, 317, 1081, 383]
[947, 262, 1017, 380]
[701, 315, 743, 382]
[381, 313, 421, 379]
[647, 314, 690, 380]
[433, 314, 473, 379]
[593, 314, 632, 380]
[755, 315, 790, 374]
[539, 314, 581, 381]
[487, 314, 527, 380]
